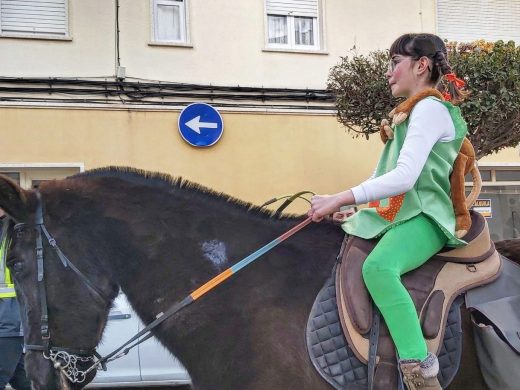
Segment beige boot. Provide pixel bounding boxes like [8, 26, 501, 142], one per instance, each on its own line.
[399, 353, 442, 390]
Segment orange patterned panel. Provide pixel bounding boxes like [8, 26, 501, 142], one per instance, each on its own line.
[368, 194, 405, 222]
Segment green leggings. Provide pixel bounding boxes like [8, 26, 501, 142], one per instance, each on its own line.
[362, 213, 447, 360]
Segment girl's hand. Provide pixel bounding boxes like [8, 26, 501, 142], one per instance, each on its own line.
[308, 194, 342, 222]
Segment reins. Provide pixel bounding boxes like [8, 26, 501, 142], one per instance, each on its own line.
[22, 190, 313, 383]
[260, 190, 315, 216]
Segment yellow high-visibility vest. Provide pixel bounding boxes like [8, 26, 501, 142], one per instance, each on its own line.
[0, 232, 15, 298]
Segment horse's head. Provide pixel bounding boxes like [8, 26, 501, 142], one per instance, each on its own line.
[0, 175, 118, 389]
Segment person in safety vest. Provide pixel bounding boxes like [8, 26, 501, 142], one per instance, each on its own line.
[308, 33, 469, 390]
[0, 209, 31, 390]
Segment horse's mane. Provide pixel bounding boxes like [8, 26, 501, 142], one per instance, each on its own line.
[70, 166, 300, 220]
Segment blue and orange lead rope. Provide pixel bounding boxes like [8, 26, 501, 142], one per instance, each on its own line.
[191, 216, 312, 300]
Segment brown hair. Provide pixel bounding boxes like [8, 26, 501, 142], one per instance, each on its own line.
[389, 33, 468, 104]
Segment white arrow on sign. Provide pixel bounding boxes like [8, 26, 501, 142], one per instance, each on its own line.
[185, 116, 218, 134]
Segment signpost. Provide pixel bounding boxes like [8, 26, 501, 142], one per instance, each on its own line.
[178, 103, 224, 147]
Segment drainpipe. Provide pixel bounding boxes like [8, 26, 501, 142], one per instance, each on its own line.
[115, 0, 125, 80]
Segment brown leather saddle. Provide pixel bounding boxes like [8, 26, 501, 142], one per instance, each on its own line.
[334, 211, 501, 389]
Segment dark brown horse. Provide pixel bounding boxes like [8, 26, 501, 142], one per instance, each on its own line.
[0, 167, 514, 389]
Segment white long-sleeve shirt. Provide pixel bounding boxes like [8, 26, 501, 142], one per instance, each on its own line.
[351, 98, 456, 205]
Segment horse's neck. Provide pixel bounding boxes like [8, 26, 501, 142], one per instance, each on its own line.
[100, 195, 343, 387]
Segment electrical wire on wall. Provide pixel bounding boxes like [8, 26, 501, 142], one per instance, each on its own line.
[0, 77, 335, 111]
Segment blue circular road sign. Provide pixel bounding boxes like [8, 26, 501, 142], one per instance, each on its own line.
[178, 103, 224, 147]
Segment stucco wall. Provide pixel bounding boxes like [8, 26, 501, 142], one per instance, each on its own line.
[0, 0, 439, 88]
[0, 106, 383, 212]
[0, 0, 115, 77]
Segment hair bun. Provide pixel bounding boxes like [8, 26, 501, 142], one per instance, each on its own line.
[434, 50, 445, 60]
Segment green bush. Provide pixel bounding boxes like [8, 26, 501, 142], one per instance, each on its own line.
[327, 40, 520, 158]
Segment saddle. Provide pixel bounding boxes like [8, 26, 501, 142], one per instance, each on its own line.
[307, 211, 501, 390]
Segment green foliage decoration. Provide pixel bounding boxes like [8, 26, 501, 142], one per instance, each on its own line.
[327, 40, 520, 158]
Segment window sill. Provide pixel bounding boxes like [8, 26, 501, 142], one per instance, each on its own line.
[0, 33, 71, 41]
[262, 47, 328, 55]
[148, 41, 193, 48]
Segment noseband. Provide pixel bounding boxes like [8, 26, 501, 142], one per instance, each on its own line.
[18, 192, 108, 383]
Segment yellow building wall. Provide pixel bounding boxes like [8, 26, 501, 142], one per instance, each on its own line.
[2, 105, 519, 213]
[0, 106, 384, 213]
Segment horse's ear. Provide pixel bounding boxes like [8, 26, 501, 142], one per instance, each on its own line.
[0, 174, 29, 222]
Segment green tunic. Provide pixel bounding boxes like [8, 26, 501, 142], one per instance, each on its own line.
[342, 97, 468, 247]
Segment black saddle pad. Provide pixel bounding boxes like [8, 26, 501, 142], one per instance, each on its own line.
[306, 266, 463, 389]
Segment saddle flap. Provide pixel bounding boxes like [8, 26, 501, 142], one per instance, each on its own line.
[338, 236, 376, 335]
[423, 251, 502, 353]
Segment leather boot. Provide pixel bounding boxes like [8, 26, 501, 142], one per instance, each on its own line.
[399, 359, 442, 390]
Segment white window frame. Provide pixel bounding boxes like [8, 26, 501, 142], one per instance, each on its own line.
[467, 163, 520, 187]
[150, 0, 190, 45]
[0, 163, 84, 190]
[264, 0, 323, 52]
[0, 0, 70, 40]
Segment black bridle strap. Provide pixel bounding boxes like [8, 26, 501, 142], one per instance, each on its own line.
[24, 343, 98, 357]
[39, 224, 107, 304]
[24, 192, 108, 356]
[34, 192, 108, 304]
[34, 195, 50, 345]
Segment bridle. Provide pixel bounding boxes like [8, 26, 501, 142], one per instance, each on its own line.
[14, 191, 193, 384]
[16, 192, 109, 384]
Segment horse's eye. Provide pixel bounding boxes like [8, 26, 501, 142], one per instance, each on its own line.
[13, 262, 23, 272]
[10, 261, 23, 273]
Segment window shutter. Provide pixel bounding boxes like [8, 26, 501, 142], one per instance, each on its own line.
[266, 0, 318, 18]
[437, 0, 520, 43]
[0, 0, 68, 36]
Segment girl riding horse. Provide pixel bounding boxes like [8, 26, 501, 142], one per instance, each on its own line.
[309, 33, 469, 390]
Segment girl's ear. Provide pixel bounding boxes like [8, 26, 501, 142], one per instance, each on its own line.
[416, 57, 431, 76]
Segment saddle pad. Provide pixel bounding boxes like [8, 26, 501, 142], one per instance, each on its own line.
[306, 268, 463, 389]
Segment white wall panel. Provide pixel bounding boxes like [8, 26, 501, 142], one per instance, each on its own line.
[437, 0, 520, 42]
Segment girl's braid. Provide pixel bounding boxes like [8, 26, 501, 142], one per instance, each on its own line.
[434, 51, 452, 75]
[433, 50, 467, 103]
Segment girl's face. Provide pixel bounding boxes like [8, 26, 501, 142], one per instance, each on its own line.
[385, 55, 416, 98]
[385, 55, 432, 98]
